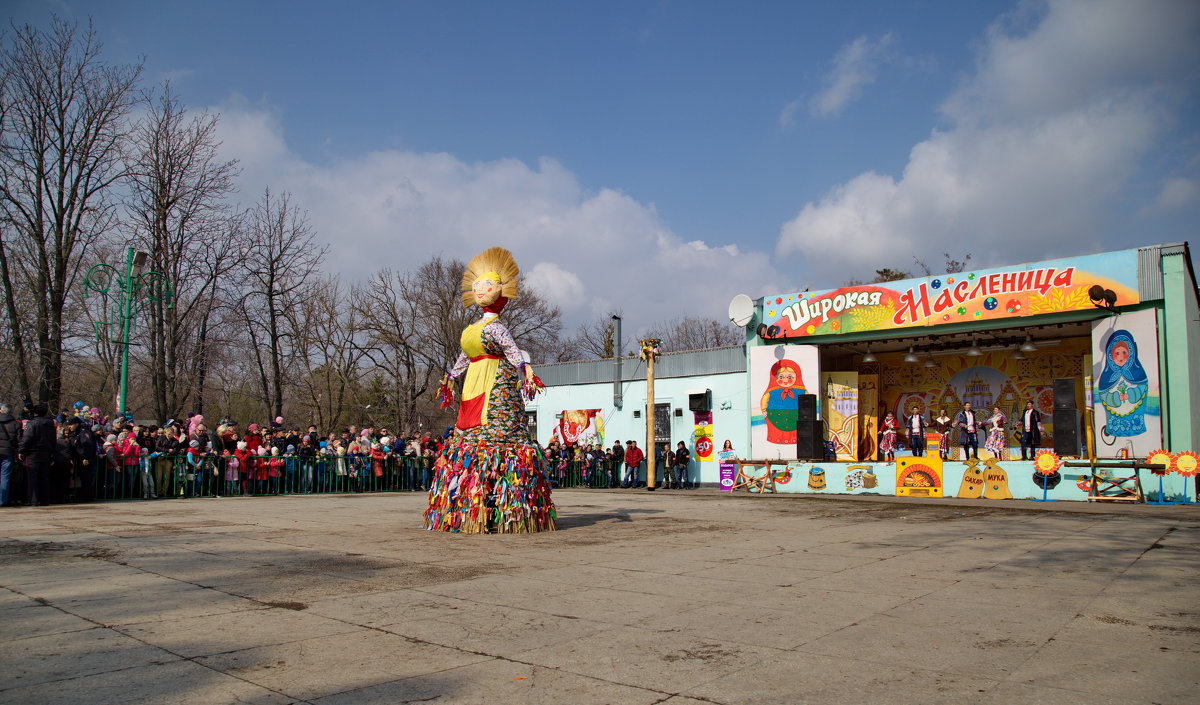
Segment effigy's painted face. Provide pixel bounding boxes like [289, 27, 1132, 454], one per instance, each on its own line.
[775, 367, 797, 388]
[473, 275, 501, 307]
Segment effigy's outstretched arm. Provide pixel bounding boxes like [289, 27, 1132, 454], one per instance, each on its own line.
[488, 321, 545, 400]
[448, 352, 470, 379]
[438, 352, 471, 409]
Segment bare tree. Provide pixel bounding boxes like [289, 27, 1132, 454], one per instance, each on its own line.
[289, 277, 367, 431]
[643, 315, 742, 352]
[560, 312, 624, 361]
[240, 188, 326, 419]
[913, 252, 973, 277]
[0, 18, 142, 407]
[124, 81, 242, 419]
[354, 268, 436, 433]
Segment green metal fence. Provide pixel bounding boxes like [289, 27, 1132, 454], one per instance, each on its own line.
[78, 454, 629, 501]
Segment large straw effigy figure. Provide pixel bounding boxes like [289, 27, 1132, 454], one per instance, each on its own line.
[423, 247, 556, 533]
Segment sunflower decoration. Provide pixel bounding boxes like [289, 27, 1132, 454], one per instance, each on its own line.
[1145, 449, 1174, 477]
[1173, 450, 1199, 478]
[1033, 449, 1062, 476]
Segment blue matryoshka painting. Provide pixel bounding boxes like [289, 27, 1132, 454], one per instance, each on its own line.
[1096, 329, 1149, 437]
[1091, 309, 1161, 457]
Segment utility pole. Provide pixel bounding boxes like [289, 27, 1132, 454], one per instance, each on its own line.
[640, 338, 661, 491]
[612, 314, 623, 408]
[84, 247, 173, 417]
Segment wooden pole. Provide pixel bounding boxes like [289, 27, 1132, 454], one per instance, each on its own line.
[645, 345, 656, 490]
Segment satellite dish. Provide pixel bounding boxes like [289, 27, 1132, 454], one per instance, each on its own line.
[728, 294, 754, 327]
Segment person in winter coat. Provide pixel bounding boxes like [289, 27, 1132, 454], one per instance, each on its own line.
[51, 424, 73, 503]
[297, 437, 316, 493]
[267, 447, 283, 495]
[155, 426, 181, 497]
[18, 404, 56, 506]
[67, 417, 98, 502]
[673, 441, 692, 490]
[370, 442, 387, 486]
[233, 441, 253, 496]
[116, 432, 141, 498]
[1, 403, 23, 506]
[244, 424, 263, 455]
[224, 448, 240, 497]
[185, 440, 203, 497]
[101, 435, 119, 499]
[622, 440, 644, 489]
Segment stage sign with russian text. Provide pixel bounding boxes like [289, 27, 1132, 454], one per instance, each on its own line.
[761, 250, 1141, 338]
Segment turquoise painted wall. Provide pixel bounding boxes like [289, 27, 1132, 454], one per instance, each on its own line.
[1160, 251, 1200, 450]
[528, 371, 749, 485]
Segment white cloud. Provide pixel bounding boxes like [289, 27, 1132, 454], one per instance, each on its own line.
[211, 105, 783, 336]
[778, 0, 1200, 282]
[525, 261, 585, 308]
[1146, 177, 1200, 213]
[944, 0, 1200, 124]
[806, 33, 895, 120]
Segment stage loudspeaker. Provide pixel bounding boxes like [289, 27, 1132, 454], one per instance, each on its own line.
[1053, 378, 1076, 410]
[1053, 408, 1081, 456]
[688, 390, 712, 413]
[796, 393, 823, 460]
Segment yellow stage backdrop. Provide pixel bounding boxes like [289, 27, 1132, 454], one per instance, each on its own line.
[858, 374, 879, 461]
[822, 372, 859, 461]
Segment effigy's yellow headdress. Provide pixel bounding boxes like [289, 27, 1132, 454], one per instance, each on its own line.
[461, 246, 520, 308]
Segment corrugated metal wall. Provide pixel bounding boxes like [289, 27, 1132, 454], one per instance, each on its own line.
[1138, 242, 1188, 302]
[534, 345, 745, 387]
[1138, 245, 1165, 301]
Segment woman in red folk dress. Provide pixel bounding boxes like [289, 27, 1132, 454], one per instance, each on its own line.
[880, 411, 899, 462]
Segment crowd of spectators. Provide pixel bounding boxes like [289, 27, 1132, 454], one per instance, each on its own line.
[0, 401, 698, 507]
[543, 438, 692, 489]
[0, 402, 447, 506]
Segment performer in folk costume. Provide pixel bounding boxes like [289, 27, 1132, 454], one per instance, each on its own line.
[760, 358, 806, 444]
[984, 406, 1007, 460]
[1019, 400, 1042, 460]
[905, 404, 927, 457]
[425, 247, 555, 533]
[932, 408, 953, 460]
[879, 411, 899, 461]
[956, 402, 980, 460]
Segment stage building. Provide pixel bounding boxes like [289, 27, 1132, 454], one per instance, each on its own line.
[530, 243, 1198, 500]
[744, 242, 1198, 500]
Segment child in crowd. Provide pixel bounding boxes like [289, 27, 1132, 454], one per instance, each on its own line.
[233, 441, 252, 496]
[225, 448, 240, 497]
[185, 440, 203, 498]
[370, 442, 386, 488]
[280, 445, 297, 494]
[253, 446, 269, 495]
[139, 445, 156, 499]
[267, 447, 283, 495]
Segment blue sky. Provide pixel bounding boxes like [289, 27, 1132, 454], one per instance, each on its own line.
[7, 0, 1199, 334]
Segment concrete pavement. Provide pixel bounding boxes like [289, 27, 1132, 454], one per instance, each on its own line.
[1, 489, 1197, 704]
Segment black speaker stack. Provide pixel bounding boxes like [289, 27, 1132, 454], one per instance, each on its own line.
[795, 393, 823, 460]
[1052, 377, 1081, 456]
